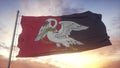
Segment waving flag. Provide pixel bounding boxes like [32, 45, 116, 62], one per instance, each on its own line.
[17, 11, 111, 57]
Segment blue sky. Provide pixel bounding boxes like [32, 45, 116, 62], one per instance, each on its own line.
[0, 0, 120, 46]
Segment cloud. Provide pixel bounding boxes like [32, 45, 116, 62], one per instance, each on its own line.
[101, 60, 120, 68]
[88, 38, 120, 57]
[20, 0, 62, 16]
[0, 55, 58, 68]
[109, 16, 120, 39]
[19, 0, 85, 16]
[0, 38, 120, 68]
[1, 52, 120, 68]
[112, 16, 120, 28]
[0, 22, 5, 33]
[0, 27, 2, 32]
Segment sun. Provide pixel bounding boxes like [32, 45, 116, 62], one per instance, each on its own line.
[53, 53, 100, 66]
[34, 51, 103, 68]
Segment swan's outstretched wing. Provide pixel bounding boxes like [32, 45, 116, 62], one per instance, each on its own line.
[58, 21, 72, 35]
[54, 21, 88, 47]
[59, 21, 88, 36]
[34, 21, 49, 41]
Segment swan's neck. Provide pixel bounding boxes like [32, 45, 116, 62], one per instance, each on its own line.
[47, 18, 57, 28]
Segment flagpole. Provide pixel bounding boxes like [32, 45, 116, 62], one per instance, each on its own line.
[7, 10, 20, 68]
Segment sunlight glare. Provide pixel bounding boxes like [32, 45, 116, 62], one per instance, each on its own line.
[34, 51, 103, 68]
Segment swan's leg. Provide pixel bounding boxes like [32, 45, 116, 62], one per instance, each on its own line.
[56, 43, 61, 47]
[63, 43, 70, 47]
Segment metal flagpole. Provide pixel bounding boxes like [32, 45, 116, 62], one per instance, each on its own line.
[7, 10, 20, 68]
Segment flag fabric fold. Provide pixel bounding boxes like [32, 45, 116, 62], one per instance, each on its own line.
[17, 11, 111, 57]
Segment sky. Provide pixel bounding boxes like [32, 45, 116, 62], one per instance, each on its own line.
[0, 0, 120, 68]
[0, 0, 120, 46]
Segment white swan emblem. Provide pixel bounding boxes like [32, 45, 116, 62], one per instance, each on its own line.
[35, 18, 88, 47]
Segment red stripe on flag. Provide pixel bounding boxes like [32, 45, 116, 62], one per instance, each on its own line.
[17, 16, 61, 57]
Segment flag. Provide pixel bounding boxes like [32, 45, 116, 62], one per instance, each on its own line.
[17, 11, 111, 57]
